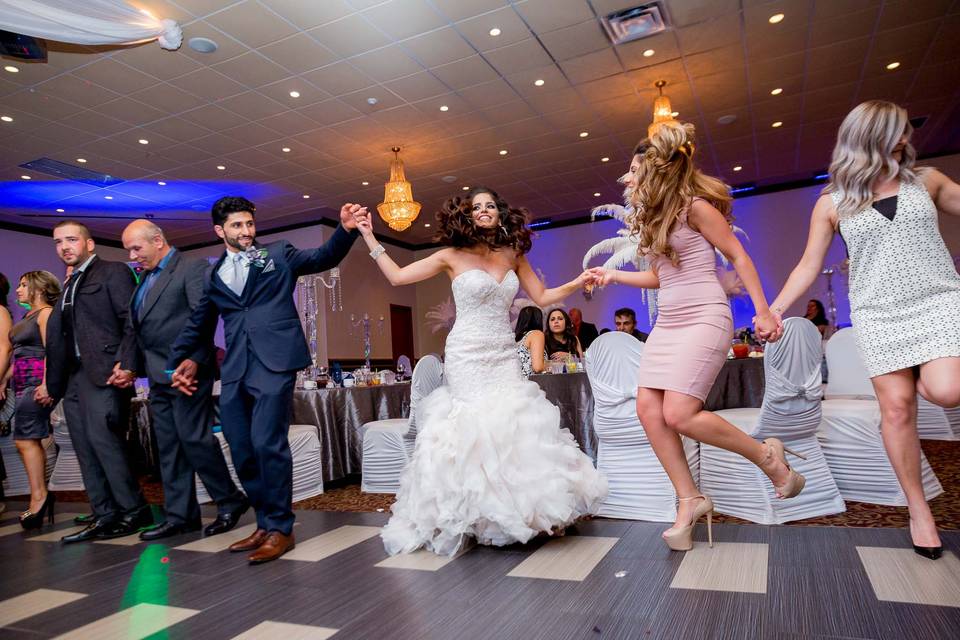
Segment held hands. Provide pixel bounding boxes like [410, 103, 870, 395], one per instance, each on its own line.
[340, 203, 369, 231]
[106, 362, 136, 389]
[33, 384, 53, 407]
[585, 267, 615, 288]
[356, 212, 374, 238]
[170, 359, 199, 396]
[753, 310, 784, 343]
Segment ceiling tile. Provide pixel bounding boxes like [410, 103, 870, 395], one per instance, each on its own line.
[617, 32, 682, 70]
[72, 59, 159, 95]
[146, 116, 212, 143]
[458, 78, 518, 110]
[484, 37, 553, 75]
[350, 45, 425, 82]
[39, 74, 120, 109]
[401, 27, 476, 67]
[539, 20, 610, 61]
[362, 0, 448, 40]
[218, 91, 289, 120]
[259, 78, 330, 107]
[257, 33, 339, 74]
[675, 13, 741, 55]
[129, 83, 207, 113]
[430, 55, 499, 89]
[383, 72, 450, 102]
[431, 0, 508, 22]
[212, 52, 292, 89]
[96, 97, 168, 126]
[877, 0, 953, 30]
[661, 0, 741, 27]
[457, 7, 531, 52]
[258, 109, 321, 137]
[168, 67, 247, 100]
[308, 14, 391, 58]
[683, 43, 743, 79]
[179, 103, 249, 131]
[339, 85, 405, 113]
[303, 61, 377, 95]
[113, 44, 205, 81]
[503, 63, 568, 96]
[808, 8, 878, 47]
[178, 20, 250, 65]
[560, 48, 623, 85]
[297, 98, 364, 126]
[259, 0, 355, 29]
[515, 0, 595, 32]
[523, 86, 587, 114]
[204, 0, 299, 49]
[3, 91, 81, 121]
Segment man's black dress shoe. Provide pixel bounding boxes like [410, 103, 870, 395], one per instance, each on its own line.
[97, 508, 155, 540]
[204, 499, 250, 537]
[74, 513, 95, 525]
[140, 520, 202, 541]
[62, 520, 112, 544]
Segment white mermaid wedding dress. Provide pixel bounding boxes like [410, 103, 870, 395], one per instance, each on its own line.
[381, 269, 607, 556]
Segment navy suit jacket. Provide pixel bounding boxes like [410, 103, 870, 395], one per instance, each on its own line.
[167, 226, 358, 383]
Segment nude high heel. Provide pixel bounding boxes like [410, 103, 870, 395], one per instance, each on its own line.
[662, 495, 714, 552]
[762, 438, 806, 499]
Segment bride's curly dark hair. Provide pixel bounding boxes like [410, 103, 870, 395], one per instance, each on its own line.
[434, 187, 533, 255]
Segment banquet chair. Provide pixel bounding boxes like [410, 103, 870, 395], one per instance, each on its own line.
[358, 354, 443, 494]
[584, 331, 699, 521]
[196, 424, 324, 504]
[0, 426, 57, 497]
[819, 328, 942, 505]
[700, 318, 845, 524]
[48, 402, 85, 491]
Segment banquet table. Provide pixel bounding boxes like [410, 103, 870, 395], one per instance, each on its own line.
[131, 358, 765, 483]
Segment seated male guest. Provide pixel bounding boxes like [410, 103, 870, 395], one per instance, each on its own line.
[614, 307, 649, 342]
[168, 197, 365, 564]
[569, 307, 598, 351]
[112, 220, 248, 541]
[45, 221, 151, 542]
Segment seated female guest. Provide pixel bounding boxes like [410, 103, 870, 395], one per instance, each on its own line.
[515, 306, 547, 375]
[10, 271, 60, 529]
[545, 308, 583, 361]
[805, 299, 831, 337]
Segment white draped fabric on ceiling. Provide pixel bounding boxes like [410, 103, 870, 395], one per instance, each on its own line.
[0, 0, 182, 50]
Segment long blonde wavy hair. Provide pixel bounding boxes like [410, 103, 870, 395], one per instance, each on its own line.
[826, 100, 918, 220]
[626, 121, 732, 265]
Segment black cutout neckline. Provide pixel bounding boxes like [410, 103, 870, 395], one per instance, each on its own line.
[872, 195, 897, 221]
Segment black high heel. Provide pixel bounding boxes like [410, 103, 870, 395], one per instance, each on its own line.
[913, 544, 943, 560]
[20, 492, 55, 530]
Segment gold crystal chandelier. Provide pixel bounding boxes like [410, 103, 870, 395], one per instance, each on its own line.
[377, 147, 421, 232]
[648, 80, 677, 137]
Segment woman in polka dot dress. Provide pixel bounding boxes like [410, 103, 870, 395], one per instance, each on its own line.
[771, 100, 960, 560]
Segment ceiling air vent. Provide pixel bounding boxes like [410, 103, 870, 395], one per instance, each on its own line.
[600, 2, 668, 45]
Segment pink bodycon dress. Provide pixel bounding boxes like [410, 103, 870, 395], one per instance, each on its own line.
[637, 202, 733, 401]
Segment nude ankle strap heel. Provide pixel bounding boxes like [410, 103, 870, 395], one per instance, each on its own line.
[761, 438, 806, 499]
[662, 494, 714, 551]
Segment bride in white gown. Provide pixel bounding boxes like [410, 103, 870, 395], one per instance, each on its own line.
[357, 187, 607, 556]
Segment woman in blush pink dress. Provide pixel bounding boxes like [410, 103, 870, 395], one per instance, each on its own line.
[589, 121, 804, 552]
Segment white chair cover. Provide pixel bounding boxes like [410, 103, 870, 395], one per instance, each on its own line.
[819, 330, 943, 504]
[0, 425, 57, 497]
[585, 332, 699, 521]
[359, 355, 443, 494]
[916, 397, 960, 440]
[48, 402, 84, 491]
[195, 431, 242, 504]
[701, 318, 845, 524]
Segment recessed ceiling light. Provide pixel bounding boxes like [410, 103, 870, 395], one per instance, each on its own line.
[770, 87, 783, 95]
[440, 105, 449, 112]
[366, 97, 378, 105]
[362, 181, 369, 186]
[424, 223, 431, 228]
[216, 165, 226, 170]
[282, 147, 291, 152]
[601, 156, 609, 162]
[303, 194, 310, 199]
[3, 65, 18, 73]
[593, 192, 601, 197]
[534, 79, 545, 86]
[187, 37, 218, 53]
[733, 165, 742, 172]
[769, 13, 784, 24]
[462, 186, 470, 190]
[489, 27, 501, 36]
[0, 116, 11, 122]
[289, 90, 301, 98]
[157, 181, 166, 185]
[20, 175, 30, 180]
[138, 138, 149, 145]
[671, 111, 679, 117]
[772, 121, 783, 128]
[579, 131, 589, 138]
[643, 49, 655, 57]
[76, 158, 87, 163]
[499, 149, 508, 155]
[104, 195, 113, 199]
[56, 208, 64, 213]
[886, 61, 900, 70]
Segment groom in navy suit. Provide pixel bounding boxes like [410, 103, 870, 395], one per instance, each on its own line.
[168, 196, 367, 563]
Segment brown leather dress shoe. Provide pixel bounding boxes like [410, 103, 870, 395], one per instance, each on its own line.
[248, 531, 295, 564]
[228, 528, 267, 553]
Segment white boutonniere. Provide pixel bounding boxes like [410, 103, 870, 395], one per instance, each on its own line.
[244, 247, 268, 268]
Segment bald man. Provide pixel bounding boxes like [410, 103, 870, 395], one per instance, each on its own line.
[114, 220, 247, 540]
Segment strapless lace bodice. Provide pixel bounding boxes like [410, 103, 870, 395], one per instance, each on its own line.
[444, 269, 523, 399]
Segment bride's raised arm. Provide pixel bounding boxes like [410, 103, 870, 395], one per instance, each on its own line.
[515, 255, 590, 308]
[358, 216, 450, 286]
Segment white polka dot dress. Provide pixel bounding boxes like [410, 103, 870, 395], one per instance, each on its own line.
[835, 180, 960, 377]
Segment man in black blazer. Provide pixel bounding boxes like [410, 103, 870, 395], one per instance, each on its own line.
[44, 221, 151, 542]
[112, 220, 248, 541]
[569, 307, 599, 351]
[168, 196, 366, 563]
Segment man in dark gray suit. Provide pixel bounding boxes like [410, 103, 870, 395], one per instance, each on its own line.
[45, 221, 151, 542]
[111, 220, 248, 540]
